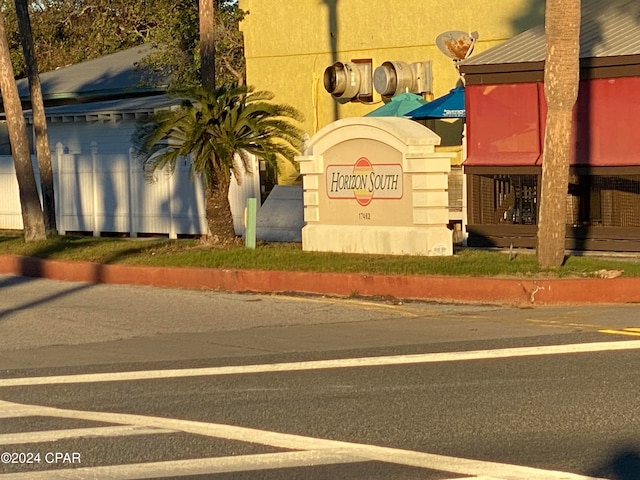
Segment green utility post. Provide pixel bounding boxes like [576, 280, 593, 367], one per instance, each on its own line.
[244, 198, 257, 249]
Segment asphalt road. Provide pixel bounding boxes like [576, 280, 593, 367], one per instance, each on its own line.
[1, 274, 640, 479]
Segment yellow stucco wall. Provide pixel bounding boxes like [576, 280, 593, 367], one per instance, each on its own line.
[239, 0, 544, 182]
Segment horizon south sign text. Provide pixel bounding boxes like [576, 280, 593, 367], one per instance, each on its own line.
[326, 157, 403, 206]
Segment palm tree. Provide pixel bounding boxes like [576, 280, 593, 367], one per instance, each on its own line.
[536, 0, 581, 268]
[199, 0, 216, 92]
[132, 85, 305, 243]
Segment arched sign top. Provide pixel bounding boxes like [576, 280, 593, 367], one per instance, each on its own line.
[306, 117, 441, 155]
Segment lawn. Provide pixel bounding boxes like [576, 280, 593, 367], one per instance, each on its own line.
[1, 232, 639, 278]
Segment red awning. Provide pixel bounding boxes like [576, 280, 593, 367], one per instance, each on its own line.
[465, 83, 543, 168]
[466, 77, 640, 169]
[573, 77, 640, 167]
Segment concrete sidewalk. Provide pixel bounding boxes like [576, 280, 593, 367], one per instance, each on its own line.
[1, 254, 640, 306]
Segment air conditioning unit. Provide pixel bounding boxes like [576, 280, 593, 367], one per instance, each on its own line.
[373, 60, 433, 97]
[323, 60, 372, 101]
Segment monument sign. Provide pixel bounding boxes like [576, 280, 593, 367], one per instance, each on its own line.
[297, 117, 454, 256]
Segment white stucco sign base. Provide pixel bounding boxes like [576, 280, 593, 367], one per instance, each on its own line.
[296, 117, 454, 256]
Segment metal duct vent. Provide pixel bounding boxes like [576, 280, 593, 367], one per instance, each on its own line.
[323, 60, 372, 102]
[373, 61, 433, 97]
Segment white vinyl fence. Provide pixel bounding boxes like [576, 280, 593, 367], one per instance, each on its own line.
[0, 142, 260, 238]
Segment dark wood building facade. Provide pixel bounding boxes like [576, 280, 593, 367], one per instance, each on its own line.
[458, 0, 640, 251]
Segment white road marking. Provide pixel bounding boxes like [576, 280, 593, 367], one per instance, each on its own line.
[441, 478, 502, 480]
[1, 340, 640, 388]
[0, 426, 177, 445]
[0, 400, 606, 480]
[0, 450, 364, 479]
[0, 403, 32, 418]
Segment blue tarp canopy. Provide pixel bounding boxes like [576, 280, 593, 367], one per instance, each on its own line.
[365, 92, 426, 117]
[406, 86, 465, 119]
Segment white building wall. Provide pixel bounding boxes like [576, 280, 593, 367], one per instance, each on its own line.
[0, 156, 33, 230]
[1, 117, 261, 238]
[46, 117, 135, 154]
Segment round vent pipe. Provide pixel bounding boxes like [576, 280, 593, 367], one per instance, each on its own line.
[373, 61, 416, 97]
[323, 62, 362, 99]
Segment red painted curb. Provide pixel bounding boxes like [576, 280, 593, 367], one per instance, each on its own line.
[1, 254, 639, 305]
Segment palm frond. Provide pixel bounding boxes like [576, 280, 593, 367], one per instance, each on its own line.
[131, 84, 305, 192]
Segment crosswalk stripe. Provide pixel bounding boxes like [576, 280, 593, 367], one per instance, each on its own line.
[440, 477, 502, 480]
[0, 400, 606, 480]
[0, 450, 364, 479]
[0, 426, 176, 445]
[0, 404, 33, 418]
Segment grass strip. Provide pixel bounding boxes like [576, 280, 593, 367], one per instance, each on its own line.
[1, 233, 639, 278]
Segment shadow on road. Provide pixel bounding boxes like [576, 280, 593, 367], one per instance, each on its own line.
[0, 236, 157, 323]
[592, 449, 640, 480]
[0, 279, 95, 322]
[0, 255, 104, 322]
[0, 275, 34, 290]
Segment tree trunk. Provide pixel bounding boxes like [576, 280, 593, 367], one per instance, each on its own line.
[199, 0, 216, 92]
[204, 174, 237, 243]
[536, 0, 581, 268]
[15, 0, 57, 235]
[0, 10, 45, 241]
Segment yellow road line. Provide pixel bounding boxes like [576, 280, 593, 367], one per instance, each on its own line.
[274, 294, 419, 318]
[599, 329, 640, 337]
[527, 319, 606, 330]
